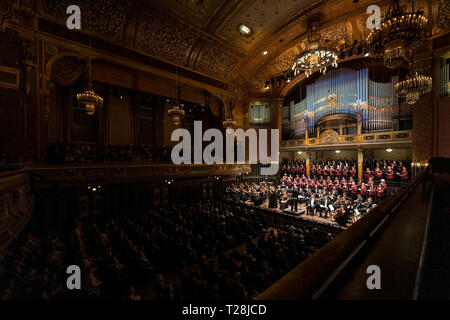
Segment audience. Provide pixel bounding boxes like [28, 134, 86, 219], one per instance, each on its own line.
[1, 200, 334, 300]
[46, 143, 171, 164]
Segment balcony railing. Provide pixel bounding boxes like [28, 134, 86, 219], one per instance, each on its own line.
[0, 169, 34, 252]
[27, 163, 252, 189]
[281, 130, 412, 148]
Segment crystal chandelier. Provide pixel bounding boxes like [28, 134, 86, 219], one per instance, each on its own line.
[367, 0, 428, 69]
[76, 35, 103, 115]
[292, 19, 339, 78]
[394, 71, 432, 105]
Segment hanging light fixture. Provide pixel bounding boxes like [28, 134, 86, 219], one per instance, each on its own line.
[76, 35, 103, 115]
[394, 71, 432, 104]
[223, 99, 237, 129]
[367, 0, 428, 69]
[168, 67, 185, 126]
[395, 58, 432, 105]
[292, 18, 339, 78]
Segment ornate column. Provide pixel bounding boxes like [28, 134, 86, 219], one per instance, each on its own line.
[358, 147, 364, 180]
[306, 150, 311, 177]
[356, 100, 364, 141]
[271, 97, 284, 142]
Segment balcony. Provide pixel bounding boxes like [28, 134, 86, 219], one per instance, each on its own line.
[27, 163, 251, 189]
[0, 169, 34, 251]
[281, 130, 412, 150]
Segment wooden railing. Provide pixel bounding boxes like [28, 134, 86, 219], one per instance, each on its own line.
[26, 163, 251, 189]
[0, 169, 34, 252]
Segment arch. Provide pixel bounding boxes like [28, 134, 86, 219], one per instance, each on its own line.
[49, 54, 85, 87]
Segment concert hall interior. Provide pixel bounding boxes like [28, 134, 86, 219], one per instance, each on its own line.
[0, 0, 449, 302]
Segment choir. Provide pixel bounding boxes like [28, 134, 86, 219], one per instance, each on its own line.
[226, 158, 410, 227]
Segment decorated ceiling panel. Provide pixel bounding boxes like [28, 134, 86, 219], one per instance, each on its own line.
[43, 0, 126, 42]
[135, 10, 196, 66]
[216, 0, 317, 51]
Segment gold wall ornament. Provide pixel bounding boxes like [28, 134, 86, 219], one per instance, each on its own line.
[319, 130, 340, 144]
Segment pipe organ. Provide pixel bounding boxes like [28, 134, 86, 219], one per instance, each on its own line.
[283, 68, 400, 140]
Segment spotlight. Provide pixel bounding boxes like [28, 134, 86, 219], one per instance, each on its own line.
[364, 52, 370, 57]
[92, 187, 97, 192]
[297, 151, 302, 154]
[263, 51, 268, 55]
[386, 148, 393, 152]
[335, 150, 341, 154]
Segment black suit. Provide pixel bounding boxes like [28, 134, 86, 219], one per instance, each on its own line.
[307, 198, 319, 216]
[290, 188, 299, 212]
[319, 199, 331, 218]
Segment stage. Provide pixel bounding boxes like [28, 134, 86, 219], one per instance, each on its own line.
[243, 200, 349, 230]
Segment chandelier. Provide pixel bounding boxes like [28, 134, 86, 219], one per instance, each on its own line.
[168, 67, 185, 126]
[367, 0, 428, 69]
[76, 81, 103, 116]
[168, 104, 185, 126]
[223, 119, 237, 129]
[77, 35, 103, 115]
[394, 71, 432, 105]
[223, 100, 236, 129]
[292, 19, 339, 78]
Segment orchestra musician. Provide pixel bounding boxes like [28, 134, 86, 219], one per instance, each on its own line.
[307, 193, 319, 216]
[290, 186, 299, 212]
[319, 195, 332, 218]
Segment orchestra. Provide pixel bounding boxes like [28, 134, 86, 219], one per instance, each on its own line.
[225, 158, 411, 227]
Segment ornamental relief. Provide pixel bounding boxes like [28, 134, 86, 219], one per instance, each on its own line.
[320, 130, 340, 144]
[136, 14, 196, 66]
[195, 44, 238, 80]
[320, 22, 350, 45]
[42, 0, 126, 41]
[269, 48, 298, 74]
[437, 0, 450, 32]
[248, 69, 267, 91]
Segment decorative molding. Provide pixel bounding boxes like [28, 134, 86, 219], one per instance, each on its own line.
[0, 65, 20, 89]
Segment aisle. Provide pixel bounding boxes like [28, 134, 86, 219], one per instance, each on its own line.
[328, 180, 431, 300]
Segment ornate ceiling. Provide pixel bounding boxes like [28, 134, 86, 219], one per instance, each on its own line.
[31, 0, 450, 90]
